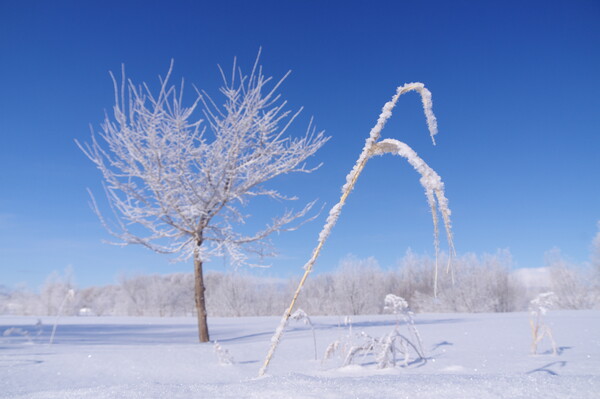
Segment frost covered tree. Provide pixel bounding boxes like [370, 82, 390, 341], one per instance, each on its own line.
[78, 54, 328, 342]
[333, 256, 384, 315]
[40, 270, 75, 316]
[592, 221, 600, 280]
[546, 249, 597, 309]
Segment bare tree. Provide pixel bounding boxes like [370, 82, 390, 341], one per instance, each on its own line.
[333, 255, 384, 315]
[592, 221, 600, 281]
[78, 54, 328, 342]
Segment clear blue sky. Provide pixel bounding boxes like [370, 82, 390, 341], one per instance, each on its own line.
[1, 0, 599, 290]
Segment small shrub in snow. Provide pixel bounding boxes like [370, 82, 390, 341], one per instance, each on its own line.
[213, 341, 234, 366]
[322, 295, 425, 370]
[529, 292, 558, 355]
[384, 294, 424, 358]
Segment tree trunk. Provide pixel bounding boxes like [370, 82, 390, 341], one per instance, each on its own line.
[194, 245, 210, 342]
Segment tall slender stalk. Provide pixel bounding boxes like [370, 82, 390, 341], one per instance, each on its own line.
[49, 289, 74, 345]
[259, 83, 453, 376]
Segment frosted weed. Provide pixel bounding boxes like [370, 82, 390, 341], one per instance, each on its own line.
[322, 294, 425, 370]
[529, 291, 558, 355]
[260, 82, 453, 376]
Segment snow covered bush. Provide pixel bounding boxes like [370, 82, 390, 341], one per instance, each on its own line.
[529, 292, 558, 355]
[411, 250, 523, 313]
[40, 270, 76, 316]
[321, 295, 425, 370]
[593, 221, 600, 277]
[332, 256, 385, 315]
[384, 294, 424, 357]
[546, 249, 598, 309]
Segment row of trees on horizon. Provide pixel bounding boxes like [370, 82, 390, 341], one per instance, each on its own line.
[2, 249, 599, 318]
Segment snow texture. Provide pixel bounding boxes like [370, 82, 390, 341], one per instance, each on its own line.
[2, 311, 599, 398]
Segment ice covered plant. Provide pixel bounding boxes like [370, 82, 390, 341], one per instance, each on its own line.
[342, 331, 424, 369]
[384, 294, 424, 358]
[290, 309, 318, 360]
[322, 326, 424, 369]
[213, 341, 234, 365]
[260, 82, 453, 376]
[320, 296, 424, 370]
[78, 51, 328, 342]
[529, 292, 558, 355]
[322, 340, 342, 364]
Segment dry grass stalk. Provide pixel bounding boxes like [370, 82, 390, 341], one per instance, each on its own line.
[259, 83, 453, 377]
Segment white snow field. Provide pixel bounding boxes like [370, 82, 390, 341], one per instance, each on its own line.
[1, 311, 599, 398]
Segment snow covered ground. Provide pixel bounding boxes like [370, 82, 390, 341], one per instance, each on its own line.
[1, 311, 599, 398]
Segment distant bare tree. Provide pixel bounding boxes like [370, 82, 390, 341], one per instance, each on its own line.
[78, 54, 328, 342]
[546, 249, 597, 309]
[333, 255, 384, 315]
[592, 221, 600, 282]
[40, 270, 75, 316]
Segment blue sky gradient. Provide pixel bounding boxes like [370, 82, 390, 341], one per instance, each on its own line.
[1, 0, 599, 290]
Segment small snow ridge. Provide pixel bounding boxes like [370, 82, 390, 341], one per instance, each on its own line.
[442, 365, 468, 373]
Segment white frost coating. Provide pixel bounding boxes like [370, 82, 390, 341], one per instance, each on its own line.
[372, 139, 455, 295]
[306, 83, 440, 272]
[340, 82, 437, 196]
[384, 294, 409, 313]
[316, 203, 343, 244]
[529, 291, 556, 317]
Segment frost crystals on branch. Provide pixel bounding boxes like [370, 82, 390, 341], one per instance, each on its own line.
[260, 83, 453, 376]
[77, 51, 328, 343]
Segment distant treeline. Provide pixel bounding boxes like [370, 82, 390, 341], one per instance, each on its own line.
[2, 251, 598, 317]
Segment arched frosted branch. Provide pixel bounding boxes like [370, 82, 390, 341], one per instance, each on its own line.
[259, 82, 453, 376]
